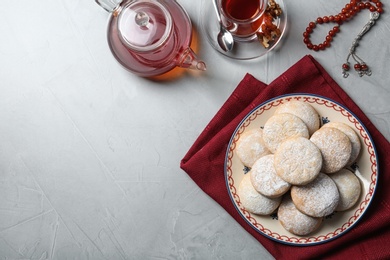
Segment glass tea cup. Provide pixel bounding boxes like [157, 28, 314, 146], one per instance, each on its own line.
[219, 0, 268, 40]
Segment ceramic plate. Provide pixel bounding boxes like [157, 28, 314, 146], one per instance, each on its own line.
[200, 0, 287, 60]
[225, 94, 379, 246]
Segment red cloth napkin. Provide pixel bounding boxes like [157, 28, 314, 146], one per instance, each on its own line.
[180, 55, 390, 260]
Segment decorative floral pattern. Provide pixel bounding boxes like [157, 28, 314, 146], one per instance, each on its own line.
[225, 94, 378, 246]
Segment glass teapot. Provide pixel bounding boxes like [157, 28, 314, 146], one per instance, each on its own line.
[96, 0, 206, 77]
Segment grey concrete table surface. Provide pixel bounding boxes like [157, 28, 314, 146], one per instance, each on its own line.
[0, 0, 389, 259]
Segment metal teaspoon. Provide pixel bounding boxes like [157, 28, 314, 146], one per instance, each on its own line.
[212, 0, 234, 52]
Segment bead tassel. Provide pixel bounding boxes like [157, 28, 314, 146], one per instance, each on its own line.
[303, 0, 383, 78]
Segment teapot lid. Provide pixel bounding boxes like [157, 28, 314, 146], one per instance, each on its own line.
[117, 0, 172, 52]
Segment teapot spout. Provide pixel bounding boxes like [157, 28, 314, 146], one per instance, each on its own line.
[177, 48, 206, 72]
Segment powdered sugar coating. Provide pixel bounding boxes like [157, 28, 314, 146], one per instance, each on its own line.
[238, 173, 282, 215]
[226, 94, 378, 245]
[329, 169, 361, 211]
[291, 173, 340, 218]
[278, 194, 322, 236]
[274, 137, 322, 185]
[274, 101, 320, 136]
[322, 122, 361, 166]
[235, 128, 271, 167]
[263, 113, 310, 153]
[250, 154, 291, 198]
[310, 127, 352, 174]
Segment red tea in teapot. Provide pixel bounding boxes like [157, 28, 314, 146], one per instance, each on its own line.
[115, 2, 176, 63]
[101, 0, 205, 77]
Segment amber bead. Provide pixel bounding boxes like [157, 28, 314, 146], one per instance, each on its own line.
[354, 63, 362, 70]
[323, 16, 329, 23]
[342, 63, 350, 71]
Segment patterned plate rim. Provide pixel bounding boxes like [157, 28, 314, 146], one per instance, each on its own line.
[224, 93, 379, 246]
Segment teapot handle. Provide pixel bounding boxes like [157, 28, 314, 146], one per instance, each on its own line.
[95, 0, 123, 12]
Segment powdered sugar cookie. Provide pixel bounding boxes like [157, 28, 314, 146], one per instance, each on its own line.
[291, 173, 340, 218]
[238, 173, 282, 215]
[250, 154, 291, 198]
[235, 128, 271, 168]
[310, 127, 352, 174]
[263, 113, 310, 153]
[322, 122, 361, 166]
[274, 137, 322, 185]
[329, 169, 361, 211]
[278, 194, 322, 236]
[274, 100, 320, 135]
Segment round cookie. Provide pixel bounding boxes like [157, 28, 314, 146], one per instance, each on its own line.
[322, 122, 361, 166]
[291, 173, 340, 218]
[329, 169, 361, 211]
[263, 113, 310, 153]
[250, 154, 291, 198]
[235, 128, 271, 168]
[274, 100, 320, 135]
[278, 194, 322, 236]
[310, 127, 352, 174]
[274, 137, 322, 185]
[238, 173, 282, 215]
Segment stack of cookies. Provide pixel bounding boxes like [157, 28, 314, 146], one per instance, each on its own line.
[236, 100, 362, 236]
